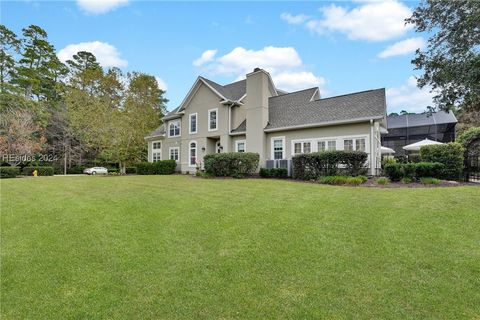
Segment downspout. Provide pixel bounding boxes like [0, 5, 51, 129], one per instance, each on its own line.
[370, 119, 375, 176]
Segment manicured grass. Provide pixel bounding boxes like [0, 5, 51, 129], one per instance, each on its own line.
[1, 175, 479, 319]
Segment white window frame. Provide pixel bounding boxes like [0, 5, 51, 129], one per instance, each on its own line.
[152, 152, 162, 162]
[342, 137, 367, 152]
[189, 113, 197, 134]
[235, 140, 246, 153]
[271, 136, 285, 160]
[189, 140, 197, 167]
[292, 140, 313, 156]
[168, 120, 181, 138]
[169, 147, 180, 162]
[152, 140, 162, 150]
[208, 108, 218, 132]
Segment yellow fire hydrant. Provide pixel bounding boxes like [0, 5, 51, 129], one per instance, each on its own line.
[33, 169, 38, 177]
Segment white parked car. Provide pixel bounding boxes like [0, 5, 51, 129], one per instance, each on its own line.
[83, 167, 108, 175]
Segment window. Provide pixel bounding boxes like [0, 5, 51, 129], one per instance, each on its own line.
[327, 140, 336, 150]
[189, 113, 197, 134]
[152, 141, 161, 150]
[344, 139, 353, 151]
[189, 141, 197, 166]
[152, 152, 161, 162]
[355, 138, 366, 151]
[293, 141, 311, 155]
[168, 120, 180, 137]
[169, 147, 179, 162]
[208, 108, 218, 131]
[235, 140, 246, 153]
[318, 141, 326, 152]
[272, 137, 285, 160]
[303, 142, 311, 154]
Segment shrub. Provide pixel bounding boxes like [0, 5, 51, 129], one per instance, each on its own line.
[292, 151, 368, 180]
[0, 166, 20, 178]
[420, 143, 464, 180]
[408, 154, 421, 163]
[415, 162, 444, 178]
[402, 163, 417, 179]
[402, 177, 413, 184]
[384, 163, 403, 181]
[22, 166, 54, 176]
[195, 171, 213, 178]
[259, 168, 288, 178]
[420, 177, 441, 185]
[319, 175, 367, 185]
[457, 127, 480, 148]
[125, 167, 137, 174]
[135, 160, 176, 175]
[377, 177, 390, 185]
[107, 167, 120, 174]
[67, 165, 85, 174]
[204, 153, 259, 178]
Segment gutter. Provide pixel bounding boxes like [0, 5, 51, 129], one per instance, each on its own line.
[263, 115, 384, 133]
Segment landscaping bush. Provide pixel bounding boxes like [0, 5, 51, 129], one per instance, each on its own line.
[415, 162, 444, 178]
[0, 166, 20, 178]
[22, 166, 54, 176]
[107, 167, 120, 174]
[135, 160, 176, 175]
[67, 165, 85, 174]
[402, 177, 413, 184]
[402, 163, 417, 179]
[204, 153, 259, 178]
[384, 163, 403, 181]
[259, 168, 288, 178]
[319, 175, 367, 186]
[420, 177, 441, 185]
[420, 143, 464, 180]
[125, 167, 137, 174]
[292, 151, 368, 180]
[376, 177, 390, 185]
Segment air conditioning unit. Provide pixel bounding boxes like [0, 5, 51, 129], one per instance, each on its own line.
[265, 159, 292, 176]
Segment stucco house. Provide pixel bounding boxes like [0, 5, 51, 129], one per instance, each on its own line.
[145, 68, 387, 175]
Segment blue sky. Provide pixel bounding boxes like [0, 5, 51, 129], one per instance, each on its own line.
[3, 0, 434, 113]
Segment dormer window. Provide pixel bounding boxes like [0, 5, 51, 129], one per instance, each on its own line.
[168, 120, 180, 137]
[208, 108, 218, 131]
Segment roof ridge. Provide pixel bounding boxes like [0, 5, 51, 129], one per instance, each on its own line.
[269, 87, 318, 100]
[314, 88, 385, 102]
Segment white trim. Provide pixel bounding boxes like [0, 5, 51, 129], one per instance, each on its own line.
[168, 119, 181, 138]
[290, 134, 370, 156]
[208, 108, 218, 132]
[176, 77, 227, 113]
[271, 136, 286, 160]
[263, 116, 384, 132]
[189, 113, 198, 134]
[169, 147, 180, 162]
[235, 140, 246, 153]
[309, 88, 319, 101]
[189, 140, 197, 167]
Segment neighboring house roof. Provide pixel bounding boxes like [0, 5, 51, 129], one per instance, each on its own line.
[265, 88, 386, 131]
[145, 124, 165, 139]
[387, 111, 457, 129]
[231, 119, 246, 134]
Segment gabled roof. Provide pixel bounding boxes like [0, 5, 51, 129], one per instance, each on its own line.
[387, 111, 457, 129]
[145, 124, 165, 139]
[231, 119, 246, 134]
[265, 88, 386, 131]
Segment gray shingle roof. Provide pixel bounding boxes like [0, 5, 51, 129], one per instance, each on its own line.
[200, 77, 246, 101]
[387, 111, 457, 129]
[265, 88, 386, 130]
[231, 119, 246, 133]
[146, 124, 165, 138]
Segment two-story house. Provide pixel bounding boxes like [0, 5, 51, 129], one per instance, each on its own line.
[145, 68, 387, 175]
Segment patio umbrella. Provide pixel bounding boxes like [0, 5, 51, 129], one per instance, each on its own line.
[381, 146, 395, 154]
[402, 138, 443, 151]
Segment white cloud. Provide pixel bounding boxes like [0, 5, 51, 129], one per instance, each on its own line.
[155, 76, 168, 91]
[193, 46, 326, 92]
[378, 37, 425, 58]
[58, 41, 128, 68]
[280, 12, 310, 25]
[76, 0, 128, 14]
[193, 49, 217, 67]
[387, 76, 436, 113]
[300, 0, 413, 41]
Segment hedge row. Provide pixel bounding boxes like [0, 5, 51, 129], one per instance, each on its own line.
[292, 151, 368, 180]
[204, 152, 259, 178]
[319, 175, 368, 185]
[0, 166, 20, 178]
[22, 166, 54, 176]
[259, 168, 288, 178]
[383, 162, 445, 181]
[135, 160, 176, 175]
[420, 143, 464, 180]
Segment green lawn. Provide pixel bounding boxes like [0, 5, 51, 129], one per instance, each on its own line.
[1, 175, 479, 319]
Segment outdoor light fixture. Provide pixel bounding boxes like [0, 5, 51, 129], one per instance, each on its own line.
[201, 147, 206, 152]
